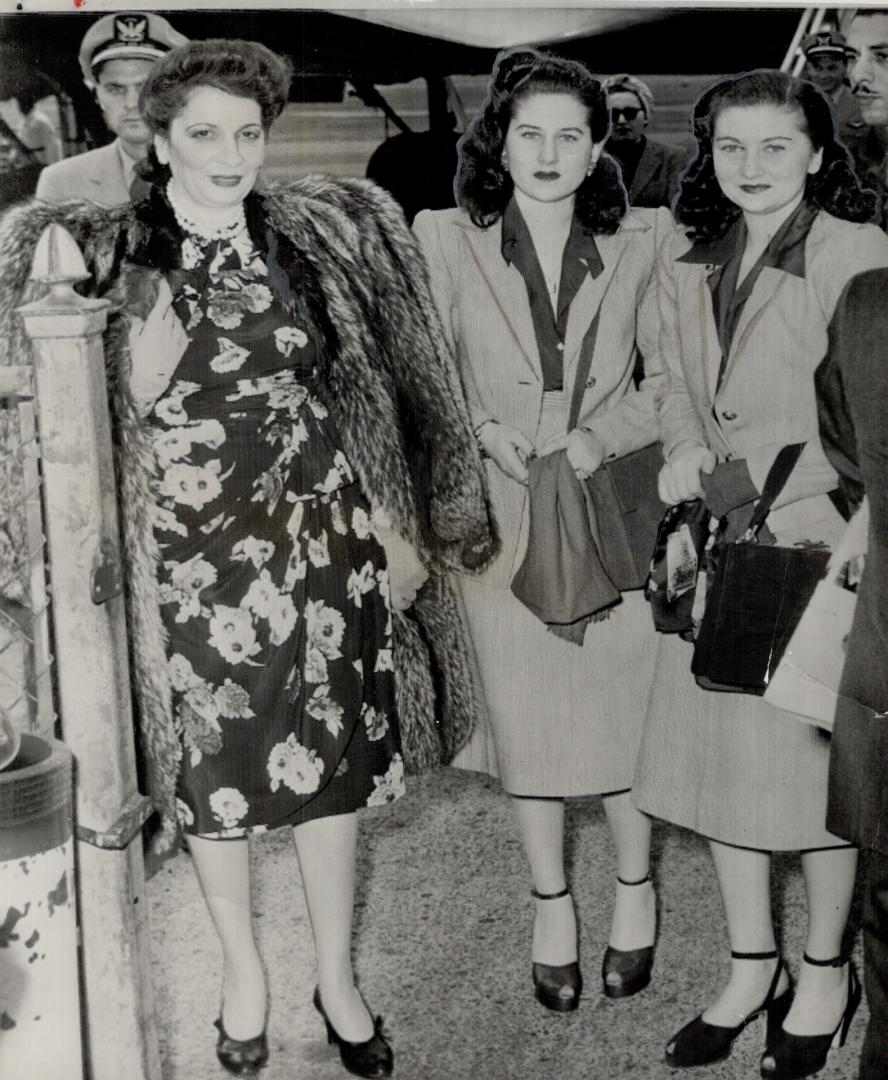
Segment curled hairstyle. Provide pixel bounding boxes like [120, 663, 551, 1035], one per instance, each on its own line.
[456, 47, 627, 232]
[675, 68, 879, 241]
[140, 39, 293, 135]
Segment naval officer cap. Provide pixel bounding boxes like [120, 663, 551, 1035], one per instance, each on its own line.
[79, 11, 188, 84]
[801, 29, 850, 59]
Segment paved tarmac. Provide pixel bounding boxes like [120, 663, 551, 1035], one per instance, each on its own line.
[146, 767, 867, 1080]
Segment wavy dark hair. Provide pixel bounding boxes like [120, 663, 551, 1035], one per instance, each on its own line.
[140, 39, 293, 136]
[456, 47, 627, 233]
[675, 69, 880, 241]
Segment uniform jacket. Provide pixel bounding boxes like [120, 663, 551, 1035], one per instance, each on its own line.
[414, 205, 670, 589]
[655, 209, 888, 545]
[0, 178, 497, 851]
[817, 269, 888, 855]
[622, 136, 688, 210]
[35, 140, 131, 206]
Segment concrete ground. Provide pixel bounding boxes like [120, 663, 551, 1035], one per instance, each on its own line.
[146, 768, 868, 1080]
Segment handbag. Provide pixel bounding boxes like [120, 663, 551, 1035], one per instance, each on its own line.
[568, 315, 664, 593]
[584, 443, 665, 591]
[691, 443, 831, 695]
[645, 498, 714, 635]
[763, 498, 868, 728]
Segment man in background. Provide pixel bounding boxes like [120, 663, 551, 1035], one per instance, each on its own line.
[36, 10, 187, 205]
[602, 73, 688, 209]
[845, 8, 888, 226]
[801, 28, 864, 143]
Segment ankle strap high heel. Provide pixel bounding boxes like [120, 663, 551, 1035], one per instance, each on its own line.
[665, 951, 791, 1069]
[602, 874, 656, 1000]
[530, 887, 581, 1012]
[760, 957, 860, 1080]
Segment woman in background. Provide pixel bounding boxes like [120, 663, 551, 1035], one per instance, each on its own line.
[633, 70, 888, 1079]
[415, 48, 669, 1013]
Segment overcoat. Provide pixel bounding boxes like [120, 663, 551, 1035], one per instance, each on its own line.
[0, 178, 497, 851]
[621, 136, 688, 210]
[816, 268, 888, 857]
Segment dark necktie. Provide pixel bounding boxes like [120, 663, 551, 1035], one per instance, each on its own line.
[128, 172, 151, 202]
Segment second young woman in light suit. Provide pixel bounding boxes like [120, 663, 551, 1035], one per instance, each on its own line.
[414, 49, 671, 1011]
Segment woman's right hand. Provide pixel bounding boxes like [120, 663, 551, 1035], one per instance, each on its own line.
[478, 421, 535, 484]
[658, 444, 717, 504]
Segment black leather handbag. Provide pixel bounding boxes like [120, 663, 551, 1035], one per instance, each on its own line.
[691, 444, 830, 695]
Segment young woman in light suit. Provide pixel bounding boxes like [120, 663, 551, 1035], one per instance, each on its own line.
[632, 70, 888, 1078]
[414, 49, 671, 1012]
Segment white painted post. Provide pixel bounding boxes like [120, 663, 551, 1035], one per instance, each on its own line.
[16, 225, 161, 1080]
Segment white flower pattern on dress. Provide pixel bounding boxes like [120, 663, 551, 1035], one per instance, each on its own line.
[154, 226, 402, 838]
[209, 787, 250, 828]
[267, 733, 325, 794]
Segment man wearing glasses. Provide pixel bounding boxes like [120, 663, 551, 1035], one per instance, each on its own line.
[602, 73, 687, 209]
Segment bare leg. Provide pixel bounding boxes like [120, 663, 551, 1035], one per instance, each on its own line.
[602, 791, 655, 951]
[292, 812, 374, 1042]
[779, 846, 857, 1037]
[699, 841, 790, 1028]
[511, 796, 576, 965]
[187, 835, 266, 1040]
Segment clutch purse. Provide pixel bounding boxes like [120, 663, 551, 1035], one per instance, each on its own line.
[691, 444, 830, 696]
[584, 442, 665, 592]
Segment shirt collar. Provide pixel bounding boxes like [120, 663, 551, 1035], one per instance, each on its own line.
[677, 200, 817, 278]
[501, 197, 604, 279]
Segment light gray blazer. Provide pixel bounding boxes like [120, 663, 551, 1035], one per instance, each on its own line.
[35, 141, 130, 207]
[414, 205, 670, 588]
[655, 209, 888, 546]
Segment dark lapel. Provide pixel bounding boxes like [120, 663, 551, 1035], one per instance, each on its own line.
[562, 220, 642, 389]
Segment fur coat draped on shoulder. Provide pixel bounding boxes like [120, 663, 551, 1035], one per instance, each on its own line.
[0, 178, 498, 851]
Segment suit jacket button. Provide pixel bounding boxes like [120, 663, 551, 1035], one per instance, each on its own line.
[586, 376, 597, 388]
[722, 409, 738, 421]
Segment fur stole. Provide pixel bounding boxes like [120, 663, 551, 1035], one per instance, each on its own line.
[0, 178, 497, 852]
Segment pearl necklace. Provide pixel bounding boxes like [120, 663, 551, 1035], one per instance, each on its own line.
[167, 181, 247, 241]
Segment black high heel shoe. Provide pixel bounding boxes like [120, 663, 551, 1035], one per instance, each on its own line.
[313, 986, 394, 1079]
[213, 1017, 269, 1076]
[531, 887, 583, 1013]
[759, 955, 861, 1080]
[665, 950, 793, 1068]
[602, 873, 656, 999]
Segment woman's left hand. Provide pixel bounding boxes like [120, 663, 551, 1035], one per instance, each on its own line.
[380, 531, 429, 611]
[536, 427, 607, 481]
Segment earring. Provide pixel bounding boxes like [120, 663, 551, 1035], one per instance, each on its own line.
[586, 161, 594, 176]
[502, 154, 510, 173]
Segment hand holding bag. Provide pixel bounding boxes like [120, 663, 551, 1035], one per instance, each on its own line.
[763, 498, 868, 727]
[691, 443, 831, 695]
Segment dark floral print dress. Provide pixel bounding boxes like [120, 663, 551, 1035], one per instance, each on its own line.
[148, 223, 404, 838]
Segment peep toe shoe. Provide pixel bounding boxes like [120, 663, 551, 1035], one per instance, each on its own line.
[665, 950, 793, 1069]
[531, 887, 583, 1012]
[759, 955, 861, 1080]
[601, 873, 656, 999]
